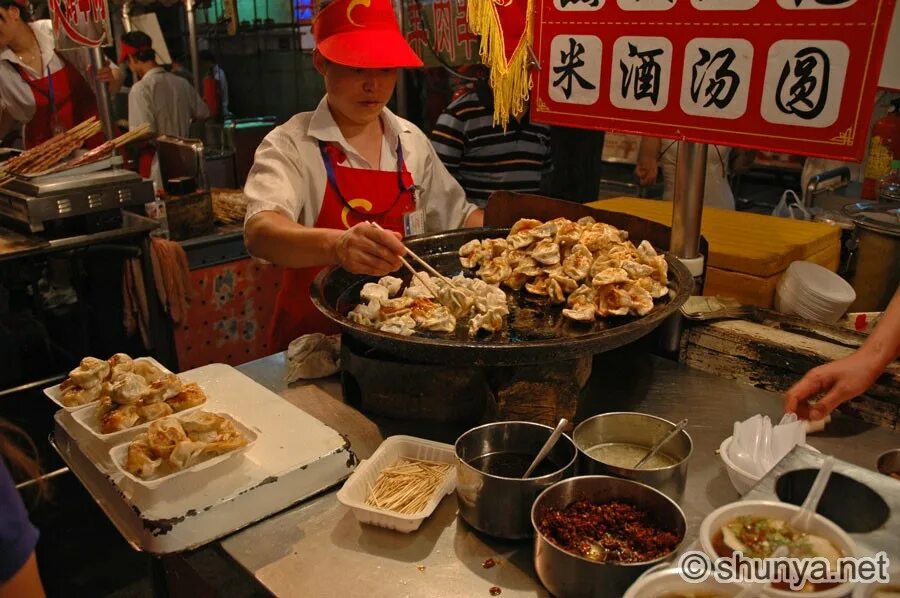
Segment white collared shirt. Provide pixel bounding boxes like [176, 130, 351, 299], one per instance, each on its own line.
[243, 96, 479, 234]
[0, 20, 117, 125]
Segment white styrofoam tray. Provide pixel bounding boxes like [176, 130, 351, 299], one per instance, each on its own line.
[43, 356, 172, 412]
[52, 363, 354, 554]
[336, 435, 456, 533]
[109, 412, 259, 489]
[70, 389, 207, 443]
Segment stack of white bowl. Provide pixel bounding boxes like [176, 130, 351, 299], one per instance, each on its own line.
[775, 261, 856, 324]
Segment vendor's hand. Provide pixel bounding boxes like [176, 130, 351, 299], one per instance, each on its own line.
[635, 157, 658, 186]
[784, 351, 881, 420]
[334, 223, 405, 276]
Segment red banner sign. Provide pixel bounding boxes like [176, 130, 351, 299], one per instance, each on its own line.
[531, 0, 896, 161]
[50, 0, 109, 48]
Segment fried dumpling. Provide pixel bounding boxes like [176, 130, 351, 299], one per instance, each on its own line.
[468, 308, 505, 336]
[107, 353, 134, 380]
[595, 285, 632, 317]
[627, 282, 654, 316]
[168, 440, 208, 469]
[481, 238, 508, 258]
[506, 231, 535, 250]
[503, 271, 528, 291]
[562, 244, 593, 282]
[547, 278, 566, 305]
[402, 284, 434, 300]
[621, 260, 655, 280]
[133, 360, 166, 384]
[525, 276, 549, 296]
[592, 267, 630, 287]
[555, 220, 581, 247]
[101, 405, 141, 434]
[68, 356, 110, 389]
[180, 411, 223, 434]
[348, 298, 381, 326]
[563, 300, 596, 322]
[147, 417, 188, 459]
[377, 314, 417, 336]
[137, 400, 174, 423]
[458, 239, 486, 269]
[377, 276, 404, 297]
[61, 383, 103, 407]
[509, 218, 542, 236]
[109, 373, 150, 405]
[360, 282, 390, 304]
[531, 239, 561, 266]
[145, 373, 184, 403]
[478, 257, 512, 286]
[379, 296, 414, 319]
[126, 433, 162, 478]
[166, 382, 208, 412]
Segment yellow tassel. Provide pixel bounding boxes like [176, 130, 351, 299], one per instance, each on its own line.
[467, 0, 534, 131]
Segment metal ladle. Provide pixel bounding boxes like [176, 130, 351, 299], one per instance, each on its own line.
[633, 419, 689, 469]
[523, 418, 568, 478]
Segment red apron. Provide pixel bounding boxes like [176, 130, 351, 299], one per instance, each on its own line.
[15, 55, 105, 150]
[267, 140, 417, 352]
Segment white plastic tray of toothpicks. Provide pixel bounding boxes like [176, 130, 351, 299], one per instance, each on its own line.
[336, 435, 457, 533]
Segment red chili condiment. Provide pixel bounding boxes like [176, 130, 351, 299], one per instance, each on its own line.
[537, 499, 681, 563]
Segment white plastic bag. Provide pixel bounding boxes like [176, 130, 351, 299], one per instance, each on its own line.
[772, 190, 811, 220]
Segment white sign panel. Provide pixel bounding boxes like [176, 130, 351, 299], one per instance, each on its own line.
[610, 36, 673, 112]
[680, 38, 753, 119]
[549, 35, 602, 105]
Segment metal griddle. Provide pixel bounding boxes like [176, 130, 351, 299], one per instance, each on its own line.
[312, 227, 692, 366]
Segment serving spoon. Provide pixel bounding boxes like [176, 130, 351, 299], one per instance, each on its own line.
[772, 455, 835, 558]
[523, 418, 568, 478]
[634, 419, 688, 469]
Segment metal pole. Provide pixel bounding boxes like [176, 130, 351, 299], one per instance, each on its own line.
[392, 0, 407, 117]
[89, 46, 115, 140]
[661, 141, 707, 356]
[185, 0, 201, 90]
[121, 1, 133, 32]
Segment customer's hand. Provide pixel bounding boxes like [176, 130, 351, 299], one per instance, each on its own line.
[784, 351, 881, 420]
[334, 223, 404, 276]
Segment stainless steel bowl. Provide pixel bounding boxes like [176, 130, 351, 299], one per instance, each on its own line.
[455, 421, 577, 539]
[573, 412, 692, 502]
[531, 475, 687, 598]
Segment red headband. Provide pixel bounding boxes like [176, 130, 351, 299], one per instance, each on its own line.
[119, 40, 152, 63]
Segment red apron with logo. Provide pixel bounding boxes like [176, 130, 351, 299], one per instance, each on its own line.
[267, 140, 417, 352]
[15, 56, 105, 150]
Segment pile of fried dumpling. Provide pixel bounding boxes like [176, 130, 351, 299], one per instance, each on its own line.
[125, 411, 248, 479]
[57, 353, 207, 433]
[347, 273, 509, 337]
[459, 217, 669, 322]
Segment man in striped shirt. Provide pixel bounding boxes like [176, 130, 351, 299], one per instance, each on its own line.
[430, 77, 553, 208]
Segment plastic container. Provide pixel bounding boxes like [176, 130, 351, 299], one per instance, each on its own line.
[109, 412, 258, 489]
[336, 435, 456, 533]
[43, 357, 172, 412]
[719, 436, 820, 496]
[70, 383, 208, 442]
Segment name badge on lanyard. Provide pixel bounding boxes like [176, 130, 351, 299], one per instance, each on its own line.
[403, 184, 425, 236]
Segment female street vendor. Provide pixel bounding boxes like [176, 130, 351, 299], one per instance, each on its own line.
[0, 0, 122, 148]
[243, 0, 483, 351]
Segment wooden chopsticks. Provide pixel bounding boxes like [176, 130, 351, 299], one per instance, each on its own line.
[367, 221, 460, 290]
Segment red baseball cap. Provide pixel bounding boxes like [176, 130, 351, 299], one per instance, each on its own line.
[313, 0, 424, 69]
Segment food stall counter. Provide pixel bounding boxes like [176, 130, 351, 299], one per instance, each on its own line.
[218, 349, 900, 597]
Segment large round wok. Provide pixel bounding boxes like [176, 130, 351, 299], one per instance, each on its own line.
[311, 227, 692, 367]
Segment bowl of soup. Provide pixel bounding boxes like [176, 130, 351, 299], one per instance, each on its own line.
[699, 500, 858, 597]
[574, 412, 692, 503]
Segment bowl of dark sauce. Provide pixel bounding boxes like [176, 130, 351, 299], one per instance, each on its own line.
[455, 421, 577, 539]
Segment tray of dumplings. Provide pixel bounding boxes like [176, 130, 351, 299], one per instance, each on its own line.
[46, 353, 209, 439]
[110, 411, 256, 489]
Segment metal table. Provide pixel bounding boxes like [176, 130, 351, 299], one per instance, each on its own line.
[219, 349, 900, 597]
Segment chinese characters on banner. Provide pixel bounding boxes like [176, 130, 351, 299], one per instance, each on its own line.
[403, 0, 480, 67]
[532, 0, 895, 160]
[50, 0, 111, 47]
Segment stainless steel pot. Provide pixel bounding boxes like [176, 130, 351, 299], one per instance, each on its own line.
[842, 202, 900, 311]
[572, 412, 692, 503]
[531, 475, 686, 598]
[455, 421, 577, 539]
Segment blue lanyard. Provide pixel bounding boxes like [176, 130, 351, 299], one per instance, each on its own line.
[318, 140, 414, 218]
